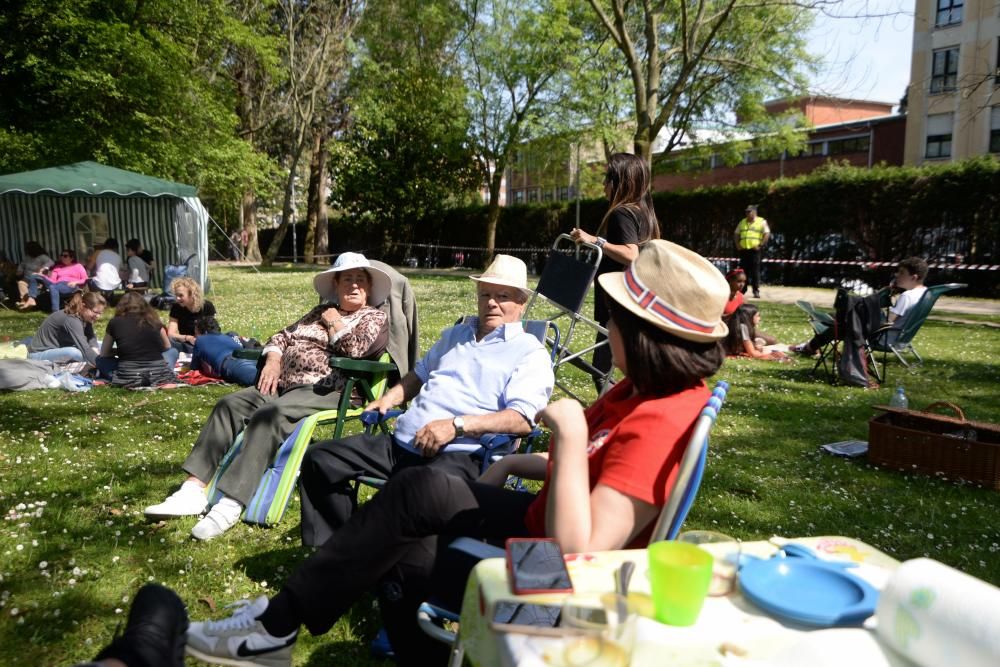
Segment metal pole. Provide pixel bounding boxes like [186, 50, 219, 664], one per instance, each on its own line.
[574, 142, 581, 229]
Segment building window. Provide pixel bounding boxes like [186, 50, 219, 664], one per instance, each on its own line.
[827, 136, 871, 155]
[804, 141, 825, 157]
[543, 189, 554, 202]
[558, 186, 569, 201]
[995, 39, 1000, 86]
[990, 107, 1000, 153]
[925, 113, 953, 158]
[931, 47, 959, 93]
[935, 0, 962, 27]
[528, 189, 538, 203]
[513, 189, 525, 203]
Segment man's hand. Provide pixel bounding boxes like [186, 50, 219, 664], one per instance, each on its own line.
[256, 354, 281, 396]
[412, 418, 457, 457]
[365, 394, 396, 414]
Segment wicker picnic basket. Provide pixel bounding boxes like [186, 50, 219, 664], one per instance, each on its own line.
[869, 402, 1000, 489]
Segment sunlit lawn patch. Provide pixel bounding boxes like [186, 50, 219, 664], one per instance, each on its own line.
[0, 265, 998, 665]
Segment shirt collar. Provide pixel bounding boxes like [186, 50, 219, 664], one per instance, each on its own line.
[464, 316, 524, 341]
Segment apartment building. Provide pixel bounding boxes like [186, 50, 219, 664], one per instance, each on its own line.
[903, 0, 1000, 164]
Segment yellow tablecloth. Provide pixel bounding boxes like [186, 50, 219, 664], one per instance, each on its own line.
[457, 536, 905, 667]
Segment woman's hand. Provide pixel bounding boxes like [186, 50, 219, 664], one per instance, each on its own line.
[320, 307, 343, 334]
[256, 353, 282, 396]
[569, 228, 597, 245]
[536, 399, 587, 442]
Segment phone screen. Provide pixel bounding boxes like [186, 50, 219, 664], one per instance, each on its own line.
[492, 601, 563, 628]
[508, 539, 573, 593]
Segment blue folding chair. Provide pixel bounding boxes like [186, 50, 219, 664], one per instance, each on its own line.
[413, 380, 730, 653]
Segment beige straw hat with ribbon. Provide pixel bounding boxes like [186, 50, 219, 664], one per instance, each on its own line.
[597, 240, 729, 342]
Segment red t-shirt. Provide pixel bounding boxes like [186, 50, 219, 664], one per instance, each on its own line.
[522, 379, 710, 548]
[723, 291, 744, 317]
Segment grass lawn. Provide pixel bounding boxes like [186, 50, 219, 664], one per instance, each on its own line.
[1, 264, 999, 666]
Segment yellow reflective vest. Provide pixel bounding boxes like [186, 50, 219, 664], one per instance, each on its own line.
[736, 217, 768, 249]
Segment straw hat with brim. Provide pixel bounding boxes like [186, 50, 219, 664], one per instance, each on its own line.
[597, 240, 729, 343]
[469, 254, 532, 297]
[313, 252, 392, 306]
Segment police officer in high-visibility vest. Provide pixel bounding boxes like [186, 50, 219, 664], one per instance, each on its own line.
[733, 204, 770, 298]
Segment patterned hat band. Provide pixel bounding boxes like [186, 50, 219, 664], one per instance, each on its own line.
[623, 264, 715, 334]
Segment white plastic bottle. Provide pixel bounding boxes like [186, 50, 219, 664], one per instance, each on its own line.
[889, 382, 908, 409]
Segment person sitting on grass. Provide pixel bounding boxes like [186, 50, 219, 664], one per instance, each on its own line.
[97, 292, 178, 388]
[124, 239, 152, 290]
[182, 240, 729, 667]
[190, 316, 258, 386]
[166, 276, 216, 354]
[144, 253, 390, 541]
[722, 267, 746, 319]
[88, 237, 124, 296]
[791, 257, 929, 356]
[26, 291, 105, 365]
[724, 304, 788, 361]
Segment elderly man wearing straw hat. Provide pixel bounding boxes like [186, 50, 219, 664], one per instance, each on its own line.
[296, 254, 555, 546]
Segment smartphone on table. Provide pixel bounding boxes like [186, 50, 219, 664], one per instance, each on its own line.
[505, 537, 574, 595]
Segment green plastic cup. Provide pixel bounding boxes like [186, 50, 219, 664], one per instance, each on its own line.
[647, 540, 714, 626]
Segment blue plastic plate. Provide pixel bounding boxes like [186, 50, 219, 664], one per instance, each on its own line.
[739, 556, 879, 627]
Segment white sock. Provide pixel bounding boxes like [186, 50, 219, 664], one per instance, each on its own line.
[215, 496, 243, 515]
[181, 480, 205, 494]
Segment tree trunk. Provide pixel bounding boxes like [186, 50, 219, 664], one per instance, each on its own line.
[242, 190, 261, 263]
[483, 167, 505, 267]
[304, 130, 322, 264]
[263, 149, 305, 267]
[314, 136, 329, 263]
[304, 131, 329, 264]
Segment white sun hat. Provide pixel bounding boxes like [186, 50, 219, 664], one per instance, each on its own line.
[313, 252, 392, 306]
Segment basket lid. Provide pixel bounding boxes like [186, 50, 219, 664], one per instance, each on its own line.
[872, 404, 1000, 434]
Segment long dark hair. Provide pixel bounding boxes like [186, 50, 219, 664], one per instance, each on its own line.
[723, 304, 759, 355]
[606, 298, 723, 396]
[597, 153, 660, 243]
[115, 291, 163, 329]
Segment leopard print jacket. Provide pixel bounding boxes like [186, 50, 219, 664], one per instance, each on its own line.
[267, 304, 388, 393]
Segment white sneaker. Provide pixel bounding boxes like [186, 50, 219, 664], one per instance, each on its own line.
[145, 484, 209, 518]
[186, 596, 296, 667]
[191, 497, 243, 541]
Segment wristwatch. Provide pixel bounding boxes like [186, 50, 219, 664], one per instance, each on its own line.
[452, 416, 465, 438]
[595, 236, 607, 248]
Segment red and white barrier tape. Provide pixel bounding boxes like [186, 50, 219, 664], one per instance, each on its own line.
[707, 257, 1000, 271]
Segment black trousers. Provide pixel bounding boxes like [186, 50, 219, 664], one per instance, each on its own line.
[298, 433, 482, 546]
[275, 466, 536, 664]
[738, 247, 762, 293]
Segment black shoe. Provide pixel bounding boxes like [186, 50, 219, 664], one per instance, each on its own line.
[94, 583, 188, 667]
[752, 290, 761, 298]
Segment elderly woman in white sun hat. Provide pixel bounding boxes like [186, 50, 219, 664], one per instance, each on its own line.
[145, 252, 390, 541]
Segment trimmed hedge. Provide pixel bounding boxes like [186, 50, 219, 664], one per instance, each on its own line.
[290, 158, 1000, 295]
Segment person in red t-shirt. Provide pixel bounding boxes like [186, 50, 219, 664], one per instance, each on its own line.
[723, 267, 746, 318]
[184, 240, 730, 667]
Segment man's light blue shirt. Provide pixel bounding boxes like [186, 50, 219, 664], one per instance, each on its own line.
[393, 318, 554, 454]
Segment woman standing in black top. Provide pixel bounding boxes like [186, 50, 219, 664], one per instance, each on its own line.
[570, 152, 660, 389]
[99, 292, 177, 388]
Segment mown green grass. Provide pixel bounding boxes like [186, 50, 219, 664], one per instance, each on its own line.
[1, 265, 998, 666]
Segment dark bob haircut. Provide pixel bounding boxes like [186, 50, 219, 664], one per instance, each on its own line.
[606, 297, 725, 396]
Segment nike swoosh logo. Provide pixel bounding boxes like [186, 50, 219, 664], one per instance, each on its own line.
[235, 636, 295, 657]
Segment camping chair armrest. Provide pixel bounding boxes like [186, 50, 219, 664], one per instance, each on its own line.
[329, 357, 397, 374]
[361, 409, 403, 426]
[869, 323, 898, 342]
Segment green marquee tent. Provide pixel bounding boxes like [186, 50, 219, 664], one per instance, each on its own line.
[0, 161, 209, 289]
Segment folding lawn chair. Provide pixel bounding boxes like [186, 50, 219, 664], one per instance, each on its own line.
[414, 380, 731, 661]
[796, 287, 890, 384]
[206, 352, 397, 525]
[865, 283, 966, 384]
[523, 234, 611, 402]
[206, 263, 419, 526]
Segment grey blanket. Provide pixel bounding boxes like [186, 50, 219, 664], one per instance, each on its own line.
[0, 359, 60, 391]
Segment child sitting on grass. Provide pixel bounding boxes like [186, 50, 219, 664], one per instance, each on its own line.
[724, 304, 788, 361]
